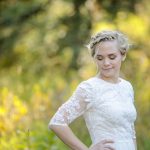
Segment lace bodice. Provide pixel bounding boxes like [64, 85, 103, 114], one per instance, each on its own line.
[49, 77, 137, 145]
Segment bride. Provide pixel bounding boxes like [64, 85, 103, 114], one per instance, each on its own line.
[48, 30, 137, 150]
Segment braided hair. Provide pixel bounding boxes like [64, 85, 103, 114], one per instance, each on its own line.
[87, 30, 130, 58]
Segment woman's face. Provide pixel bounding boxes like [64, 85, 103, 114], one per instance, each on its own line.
[94, 40, 123, 81]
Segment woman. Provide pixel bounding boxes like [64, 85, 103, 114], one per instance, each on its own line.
[48, 30, 137, 150]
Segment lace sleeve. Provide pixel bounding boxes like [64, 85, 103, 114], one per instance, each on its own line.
[48, 81, 93, 126]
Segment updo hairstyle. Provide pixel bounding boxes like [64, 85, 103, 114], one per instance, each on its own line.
[87, 30, 130, 59]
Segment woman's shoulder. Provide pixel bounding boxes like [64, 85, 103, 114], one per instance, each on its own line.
[73, 78, 96, 102]
[120, 78, 133, 87]
[77, 77, 94, 89]
[78, 77, 98, 88]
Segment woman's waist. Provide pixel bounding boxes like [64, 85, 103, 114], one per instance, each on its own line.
[91, 138, 134, 149]
[91, 135, 134, 145]
[89, 129, 133, 142]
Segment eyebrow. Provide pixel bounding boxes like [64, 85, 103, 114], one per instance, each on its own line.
[96, 53, 117, 56]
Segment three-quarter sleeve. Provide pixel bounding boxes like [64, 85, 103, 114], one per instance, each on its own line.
[48, 81, 93, 126]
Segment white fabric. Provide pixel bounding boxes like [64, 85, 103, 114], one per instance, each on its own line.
[49, 77, 137, 150]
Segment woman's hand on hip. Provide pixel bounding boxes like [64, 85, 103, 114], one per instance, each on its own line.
[89, 139, 115, 150]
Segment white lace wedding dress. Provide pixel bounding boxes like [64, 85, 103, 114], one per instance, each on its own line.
[49, 77, 137, 150]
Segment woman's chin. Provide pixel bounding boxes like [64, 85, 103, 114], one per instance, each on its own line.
[100, 72, 115, 78]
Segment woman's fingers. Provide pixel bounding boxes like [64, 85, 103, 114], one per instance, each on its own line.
[101, 139, 115, 150]
[104, 145, 115, 150]
[101, 139, 114, 144]
[89, 139, 115, 150]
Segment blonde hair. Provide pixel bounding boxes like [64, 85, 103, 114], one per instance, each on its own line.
[87, 30, 130, 58]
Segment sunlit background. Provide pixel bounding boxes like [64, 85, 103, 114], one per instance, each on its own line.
[0, 0, 150, 149]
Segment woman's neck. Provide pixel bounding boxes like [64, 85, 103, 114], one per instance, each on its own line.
[96, 73, 120, 84]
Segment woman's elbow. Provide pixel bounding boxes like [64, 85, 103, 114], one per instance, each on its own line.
[48, 124, 62, 131]
[48, 124, 55, 130]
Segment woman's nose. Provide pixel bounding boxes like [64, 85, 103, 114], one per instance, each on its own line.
[103, 58, 110, 66]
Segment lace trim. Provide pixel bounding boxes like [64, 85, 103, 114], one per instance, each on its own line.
[49, 81, 93, 125]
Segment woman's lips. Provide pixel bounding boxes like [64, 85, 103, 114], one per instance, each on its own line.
[102, 68, 112, 70]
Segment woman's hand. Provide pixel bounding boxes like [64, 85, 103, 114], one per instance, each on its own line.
[89, 139, 115, 150]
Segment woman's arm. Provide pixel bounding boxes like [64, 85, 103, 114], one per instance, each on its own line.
[49, 125, 89, 150]
[48, 82, 93, 149]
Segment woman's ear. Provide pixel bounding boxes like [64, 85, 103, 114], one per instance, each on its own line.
[122, 54, 126, 61]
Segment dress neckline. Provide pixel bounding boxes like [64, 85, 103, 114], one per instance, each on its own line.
[93, 76, 123, 86]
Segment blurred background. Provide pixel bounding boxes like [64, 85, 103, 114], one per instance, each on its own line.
[0, 0, 150, 149]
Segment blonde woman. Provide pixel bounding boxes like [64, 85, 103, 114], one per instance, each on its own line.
[48, 30, 137, 150]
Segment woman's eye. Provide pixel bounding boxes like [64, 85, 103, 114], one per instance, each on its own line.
[97, 57, 103, 60]
[109, 55, 116, 60]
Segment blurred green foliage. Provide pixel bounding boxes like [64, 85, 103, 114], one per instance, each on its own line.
[0, 0, 150, 149]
